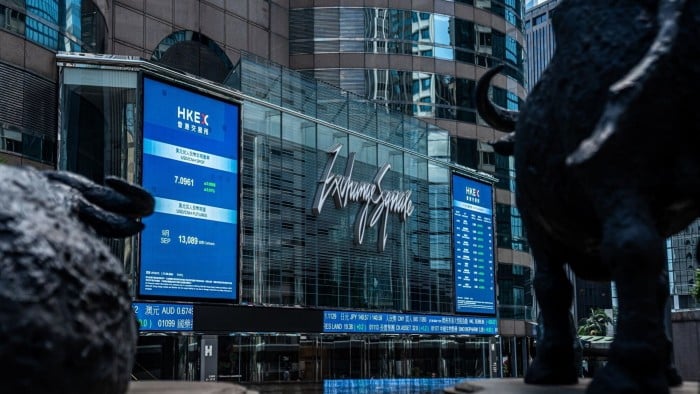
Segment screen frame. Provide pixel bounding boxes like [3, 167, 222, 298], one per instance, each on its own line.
[136, 72, 242, 304]
[451, 172, 498, 317]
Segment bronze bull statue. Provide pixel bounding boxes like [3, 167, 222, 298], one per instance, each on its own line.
[0, 165, 154, 394]
[475, 0, 699, 393]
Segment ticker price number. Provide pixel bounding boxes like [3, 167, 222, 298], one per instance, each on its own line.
[178, 235, 199, 245]
[174, 175, 194, 186]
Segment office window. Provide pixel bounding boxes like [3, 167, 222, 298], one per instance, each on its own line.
[0, 4, 26, 34]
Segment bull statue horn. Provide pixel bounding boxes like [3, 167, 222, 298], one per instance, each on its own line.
[475, 64, 519, 155]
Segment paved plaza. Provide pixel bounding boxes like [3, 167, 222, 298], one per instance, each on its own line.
[126, 379, 700, 394]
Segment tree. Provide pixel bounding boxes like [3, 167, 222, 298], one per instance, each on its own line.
[577, 308, 613, 336]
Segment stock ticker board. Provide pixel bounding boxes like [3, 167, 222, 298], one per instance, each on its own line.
[452, 174, 496, 316]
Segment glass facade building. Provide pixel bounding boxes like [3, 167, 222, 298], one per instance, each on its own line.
[286, 2, 537, 361]
[668, 220, 700, 310]
[56, 52, 513, 382]
[0, 0, 106, 168]
[289, 7, 525, 121]
[523, 0, 558, 91]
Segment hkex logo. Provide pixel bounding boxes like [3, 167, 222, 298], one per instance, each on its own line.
[177, 106, 209, 126]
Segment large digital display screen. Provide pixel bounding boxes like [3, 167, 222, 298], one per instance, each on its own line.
[452, 174, 496, 315]
[132, 302, 193, 331]
[139, 77, 239, 301]
[323, 310, 498, 334]
[324, 378, 469, 393]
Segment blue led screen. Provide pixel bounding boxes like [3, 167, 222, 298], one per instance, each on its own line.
[139, 77, 239, 301]
[132, 302, 193, 331]
[324, 378, 470, 393]
[323, 310, 498, 335]
[452, 174, 496, 315]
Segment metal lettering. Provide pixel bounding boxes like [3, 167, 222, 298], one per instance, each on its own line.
[312, 144, 414, 251]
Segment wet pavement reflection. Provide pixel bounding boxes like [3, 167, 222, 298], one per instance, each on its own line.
[243, 378, 472, 394]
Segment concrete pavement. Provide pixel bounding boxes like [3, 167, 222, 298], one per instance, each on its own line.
[126, 378, 700, 393]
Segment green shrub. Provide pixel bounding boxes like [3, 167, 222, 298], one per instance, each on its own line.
[692, 269, 700, 302]
[577, 308, 613, 336]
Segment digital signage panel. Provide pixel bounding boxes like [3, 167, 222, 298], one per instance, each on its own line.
[323, 310, 498, 334]
[324, 378, 467, 393]
[140, 77, 239, 301]
[132, 302, 194, 331]
[452, 174, 496, 315]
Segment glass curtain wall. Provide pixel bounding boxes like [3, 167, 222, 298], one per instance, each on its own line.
[239, 101, 452, 313]
[15, 0, 107, 52]
[289, 7, 525, 121]
[57, 63, 467, 313]
[668, 219, 700, 310]
[57, 59, 498, 383]
[290, 7, 525, 79]
[213, 334, 491, 383]
[58, 66, 139, 289]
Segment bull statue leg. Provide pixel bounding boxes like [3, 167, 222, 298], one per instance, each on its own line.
[524, 229, 579, 385]
[587, 194, 670, 394]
